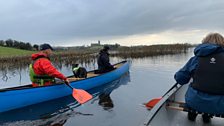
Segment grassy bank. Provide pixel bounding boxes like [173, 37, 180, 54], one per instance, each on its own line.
[0, 46, 34, 57]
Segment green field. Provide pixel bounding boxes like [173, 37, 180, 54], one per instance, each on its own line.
[0, 46, 35, 57]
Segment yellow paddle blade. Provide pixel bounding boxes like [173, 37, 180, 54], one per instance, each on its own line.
[72, 89, 93, 104]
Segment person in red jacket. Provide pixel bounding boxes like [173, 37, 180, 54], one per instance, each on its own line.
[29, 43, 69, 87]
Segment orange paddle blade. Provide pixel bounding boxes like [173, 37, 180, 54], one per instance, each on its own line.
[72, 89, 93, 104]
[145, 97, 162, 109]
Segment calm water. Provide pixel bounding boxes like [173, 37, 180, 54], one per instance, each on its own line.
[0, 50, 193, 126]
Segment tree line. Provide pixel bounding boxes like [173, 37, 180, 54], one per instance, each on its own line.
[0, 39, 39, 50]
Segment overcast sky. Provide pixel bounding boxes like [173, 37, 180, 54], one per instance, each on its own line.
[0, 0, 224, 46]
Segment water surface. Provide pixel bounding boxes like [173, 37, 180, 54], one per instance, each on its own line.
[0, 50, 193, 126]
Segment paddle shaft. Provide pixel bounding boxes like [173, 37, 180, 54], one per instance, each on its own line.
[145, 83, 178, 108]
[162, 83, 178, 97]
[65, 83, 73, 90]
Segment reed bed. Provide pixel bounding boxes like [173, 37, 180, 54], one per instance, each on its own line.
[0, 44, 192, 81]
[112, 44, 192, 58]
[0, 51, 97, 79]
[0, 44, 192, 70]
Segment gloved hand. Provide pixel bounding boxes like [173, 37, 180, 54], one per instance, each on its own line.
[64, 78, 70, 85]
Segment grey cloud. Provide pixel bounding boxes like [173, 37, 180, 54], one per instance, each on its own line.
[0, 0, 224, 45]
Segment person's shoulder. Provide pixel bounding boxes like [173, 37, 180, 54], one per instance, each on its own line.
[37, 57, 51, 64]
[194, 43, 222, 56]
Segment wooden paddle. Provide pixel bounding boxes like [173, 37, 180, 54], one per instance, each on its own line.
[65, 83, 93, 104]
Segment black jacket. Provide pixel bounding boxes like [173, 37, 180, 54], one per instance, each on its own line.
[97, 50, 114, 73]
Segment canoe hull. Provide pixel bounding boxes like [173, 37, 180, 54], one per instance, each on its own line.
[142, 84, 184, 126]
[142, 83, 224, 126]
[0, 61, 129, 113]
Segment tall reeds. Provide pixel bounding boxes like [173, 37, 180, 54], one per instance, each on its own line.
[0, 44, 192, 81]
[112, 44, 192, 58]
[0, 43, 192, 70]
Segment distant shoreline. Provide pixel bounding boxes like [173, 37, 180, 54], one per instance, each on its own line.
[0, 43, 193, 72]
[0, 43, 193, 63]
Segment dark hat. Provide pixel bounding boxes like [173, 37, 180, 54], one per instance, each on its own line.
[40, 43, 54, 51]
[103, 45, 110, 50]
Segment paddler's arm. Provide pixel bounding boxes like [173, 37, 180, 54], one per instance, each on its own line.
[174, 57, 198, 85]
[40, 58, 69, 83]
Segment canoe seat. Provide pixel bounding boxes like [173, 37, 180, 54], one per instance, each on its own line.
[68, 77, 85, 81]
[167, 101, 224, 118]
[66, 61, 125, 82]
[87, 72, 99, 77]
[114, 63, 123, 68]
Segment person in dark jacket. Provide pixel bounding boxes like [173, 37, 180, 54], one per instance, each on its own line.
[174, 33, 224, 123]
[96, 45, 115, 74]
[29, 43, 69, 87]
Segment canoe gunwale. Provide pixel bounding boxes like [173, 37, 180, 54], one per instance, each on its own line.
[142, 83, 181, 126]
[0, 60, 128, 92]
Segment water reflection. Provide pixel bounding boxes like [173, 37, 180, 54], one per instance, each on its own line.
[0, 59, 101, 88]
[0, 48, 188, 84]
[0, 72, 130, 126]
[0, 55, 97, 83]
[89, 72, 130, 111]
[0, 50, 195, 126]
[98, 93, 114, 110]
